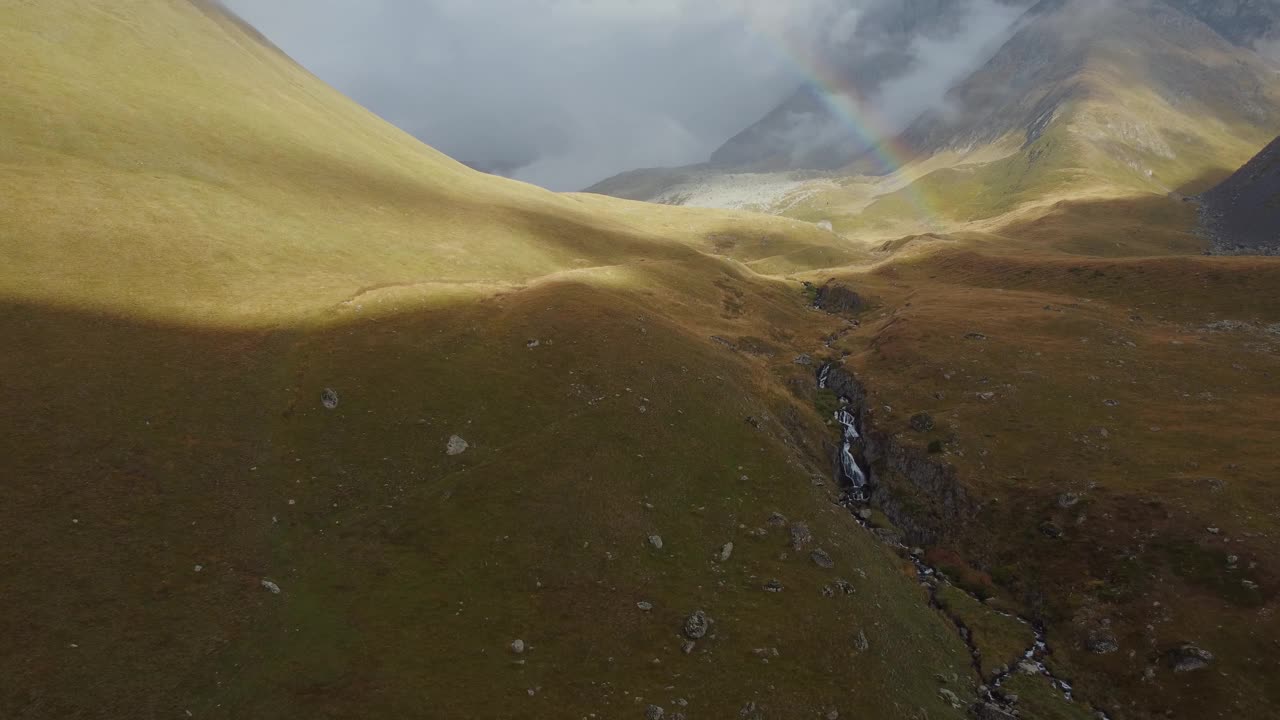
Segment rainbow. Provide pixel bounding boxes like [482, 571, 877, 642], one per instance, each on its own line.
[746, 18, 941, 229]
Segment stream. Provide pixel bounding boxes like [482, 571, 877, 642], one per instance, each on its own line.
[819, 364, 1111, 719]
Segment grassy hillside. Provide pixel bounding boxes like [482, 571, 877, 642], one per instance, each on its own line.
[7, 2, 1280, 720]
[810, 246, 1280, 719]
[0, 0, 854, 323]
[1, 1, 980, 718]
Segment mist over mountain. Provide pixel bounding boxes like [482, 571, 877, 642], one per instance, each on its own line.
[710, 0, 1034, 171]
[222, 0, 1056, 189]
[713, 0, 1280, 174]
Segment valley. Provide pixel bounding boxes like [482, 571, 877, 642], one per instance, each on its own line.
[3, 1, 1279, 719]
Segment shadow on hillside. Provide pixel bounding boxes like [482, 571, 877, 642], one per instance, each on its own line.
[0, 268, 827, 716]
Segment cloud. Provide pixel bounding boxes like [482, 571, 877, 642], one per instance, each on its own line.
[224, 1, 1035, 188]
[1256, 36, 1280, 64]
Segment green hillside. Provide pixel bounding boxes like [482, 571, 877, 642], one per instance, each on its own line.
[0, 1, 977, 718]
[6, 2, 1280, 720]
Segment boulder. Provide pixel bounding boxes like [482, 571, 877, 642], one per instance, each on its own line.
[814, 283, 864, 314]
[683, 610, 710, 640]
[910, 413, 936, 432]
[1169, 644, 1214, 672]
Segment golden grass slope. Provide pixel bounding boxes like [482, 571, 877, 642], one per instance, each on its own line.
[1, 2, 985, 719]
[0, 0, 855, 324]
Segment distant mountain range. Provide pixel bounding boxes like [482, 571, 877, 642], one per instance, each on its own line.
[590, 0, 1280, 249]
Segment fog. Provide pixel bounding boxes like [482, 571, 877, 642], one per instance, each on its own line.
[224, 1, 1034, 189]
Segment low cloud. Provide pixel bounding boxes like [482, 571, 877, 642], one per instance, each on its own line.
[225, 1, 1036, 188]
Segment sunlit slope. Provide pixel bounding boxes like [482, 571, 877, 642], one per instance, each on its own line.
[0, 2, 986, 719]
[0, 0, 850, 323]
[787, 0, 1280, 246]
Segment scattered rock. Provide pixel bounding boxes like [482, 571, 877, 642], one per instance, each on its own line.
[1103, 399, 1120, 408]
[854, 629, 870, 652]
[511, 639, 526, 654]
[261, 579, 281, 594]
[826, 711, 840, 720]
[857, 508, 873, 521]
[637, 602, 654, 612]
[648, 534, 664, 550]
[834, 579, 856, 595]
[681, 640, 696, 655]
[938, 688, 962, 709]
[193, 564, 203, 573]
[1017, 660, 1040, 675]
[810, 549, 835, 569]
[716, 542, 734, 562]
[645, 704, 665, 720]
[794, 354, 813, 366]
[909, 413, 935, 432]
[1057, 492, 1081, 509]
[789, 522, 812, 550]
[446, 435, 469, 455]
[1170, 644, 1214, 672]
[972, 702, 1018, 720]
[320, 388, 339, 410]
[1086, 628, 1119, 655]
[683, 610, 710, 640]
[1038, 521, 1063, 539]
[977, 392, 996, 402]
[965, 332, 988, 341]
[739, 701, 762, 719]
[764, 579, 784, 593]
[526, 339, 541, 349]
[766, 512, 788, 528]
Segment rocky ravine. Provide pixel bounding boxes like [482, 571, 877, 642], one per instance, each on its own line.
[818, 361, 1116, 720]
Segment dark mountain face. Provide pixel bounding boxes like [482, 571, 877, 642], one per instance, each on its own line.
[1165, 0, 1280, 44]
[900, 0, 1280, 158]
[1201, 136, 1280, 254]
[710, 0, 1280, 173]
[708, 0, 1035, 172]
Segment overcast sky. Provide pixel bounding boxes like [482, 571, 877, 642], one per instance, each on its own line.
[224, 1, 1028, 190]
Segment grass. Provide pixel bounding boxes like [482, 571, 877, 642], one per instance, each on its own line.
[813, 243, 1280, 718]
[6, 1, 1280, 719]
[0, 0, 855, 324]
[935, 585, 1034, 680]
[0, 2, 978, 717]
[1001, 674, 1097, 720]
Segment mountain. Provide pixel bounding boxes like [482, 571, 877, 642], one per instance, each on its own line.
[7, 2, 1280, 720]
[0, 2, 974, 718]
[1200, 135, 1280, 253]
[591, 0, 1280, 249]
[715, 0, 1280, 175]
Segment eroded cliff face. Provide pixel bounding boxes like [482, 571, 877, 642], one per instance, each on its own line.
[821, 363, 978, 545]
[1165, 0, 1280, 45]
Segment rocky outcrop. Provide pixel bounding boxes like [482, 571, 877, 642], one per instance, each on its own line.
[821, 364, 977, 545]
[812, 283, 865, 315]
[1199, 135, 1280, 255]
